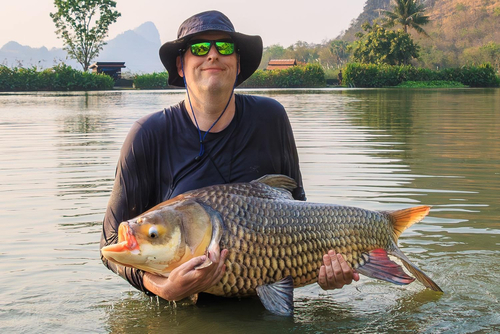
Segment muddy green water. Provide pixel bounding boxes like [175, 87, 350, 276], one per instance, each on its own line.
[0, 88, 499, 333]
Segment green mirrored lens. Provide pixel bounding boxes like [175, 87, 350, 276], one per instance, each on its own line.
[215, 42, 235, 55]
[189, 41, 235, 56]
[190, 42, 211, 56]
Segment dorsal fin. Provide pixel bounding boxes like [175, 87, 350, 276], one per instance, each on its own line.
[384, 206, 431, 240]
[252, 174, 297, 192]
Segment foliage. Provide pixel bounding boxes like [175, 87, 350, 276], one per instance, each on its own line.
[382, 0, 430, 36]
[341, 0, 392, 42]
[260, 41, 349, 74]
[50, 0, 121, 71]
[341, 0, 500, 73]
[328, 40, 350, 68]
[397, 80, 466, 88]
[240, 63, 325, 88]
[349, 23, 420, 65]
[0, 64, 114, 91]
[133, 72, 169, 89]
[260, 44, 287, 70]
[343, 62, 499, 88]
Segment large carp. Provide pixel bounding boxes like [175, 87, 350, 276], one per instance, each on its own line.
[101, 175, 442, 316]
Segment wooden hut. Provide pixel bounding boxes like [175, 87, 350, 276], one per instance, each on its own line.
[266, 59, 297, 70]
[89, 62, 126, 80]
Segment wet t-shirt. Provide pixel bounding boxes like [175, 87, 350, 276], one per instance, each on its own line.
[100, 94, 305, 292]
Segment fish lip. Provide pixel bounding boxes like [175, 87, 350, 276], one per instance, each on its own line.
[118, 222, 140, 251]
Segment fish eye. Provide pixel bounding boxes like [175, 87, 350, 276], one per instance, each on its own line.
[148, 226, 158, 239]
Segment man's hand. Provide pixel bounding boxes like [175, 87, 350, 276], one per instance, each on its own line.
[143, 246, 228, 301]
[318, 250, 360, 290]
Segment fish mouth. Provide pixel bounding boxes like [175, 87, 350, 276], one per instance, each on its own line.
[102, 223, 140, 255]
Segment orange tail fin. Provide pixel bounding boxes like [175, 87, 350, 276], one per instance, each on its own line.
[386, 205, 431, 241]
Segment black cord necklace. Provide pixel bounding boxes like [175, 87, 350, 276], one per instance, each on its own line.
[179, 52, 238, 161]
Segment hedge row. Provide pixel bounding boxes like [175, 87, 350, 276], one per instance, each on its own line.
[133, 72, 169, 89]
[240, 63, 325, 88]
[0, 64, 114, 91]
[344, 63, 500, 88]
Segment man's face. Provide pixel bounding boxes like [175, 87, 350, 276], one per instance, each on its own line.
[176, 32, 239, 96]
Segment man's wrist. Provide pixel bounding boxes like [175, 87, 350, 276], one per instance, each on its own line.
[143, 272, 173, 301]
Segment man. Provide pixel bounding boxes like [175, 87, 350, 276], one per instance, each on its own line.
[100, 10, 358, 303]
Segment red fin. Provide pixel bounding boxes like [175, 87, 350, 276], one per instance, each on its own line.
[390, 247, 443, 292]
[386, 206, 431, 240]
[356, 249, 415, 285]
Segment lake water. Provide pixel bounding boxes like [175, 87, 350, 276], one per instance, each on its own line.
[0, 88, 499, 333]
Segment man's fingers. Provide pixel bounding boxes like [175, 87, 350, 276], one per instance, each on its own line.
[323, 253, 335, 283]
[183, 255, 208, 272]
[337, 254, 353, 283]
[331, 253, 345, 286]
[318, 265, 328, 289]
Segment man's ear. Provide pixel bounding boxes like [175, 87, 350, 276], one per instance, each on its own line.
[176, 56, 184, 77]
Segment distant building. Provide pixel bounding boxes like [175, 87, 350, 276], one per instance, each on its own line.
[266, 59, 298, 70]
[89, 62, 126, 80]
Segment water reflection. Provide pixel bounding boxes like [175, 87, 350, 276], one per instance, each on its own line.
[1, 89, 499, 333]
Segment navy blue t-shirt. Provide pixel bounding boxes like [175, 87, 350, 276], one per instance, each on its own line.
[100, 94, 305, 292]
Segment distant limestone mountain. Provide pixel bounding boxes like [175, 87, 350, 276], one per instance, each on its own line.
[0, 41, 77, 68]
[97, 21, 164, 74]
[0, 22, 165, 74]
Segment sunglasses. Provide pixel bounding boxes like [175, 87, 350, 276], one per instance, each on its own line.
[187, 39, 236, 56]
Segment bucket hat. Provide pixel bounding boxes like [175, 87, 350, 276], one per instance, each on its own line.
[159, 10, 263, 87]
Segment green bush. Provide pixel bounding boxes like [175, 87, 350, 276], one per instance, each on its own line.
[133, 72, 169, 89]
[0, 64, 114, 91]
[344, 62, 499, 88]
[240, 63, 325, 88]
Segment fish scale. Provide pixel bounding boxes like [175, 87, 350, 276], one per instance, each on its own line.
[190, 186, 392, 297]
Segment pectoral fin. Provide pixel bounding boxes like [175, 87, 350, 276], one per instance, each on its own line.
[356, 248, 415, 285]
[256, 276, 294, 316]
[194, 256, 213, 270]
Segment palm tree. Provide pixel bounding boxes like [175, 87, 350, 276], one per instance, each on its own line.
[383, 0, 430, 36]
[329, 40, 350, 67]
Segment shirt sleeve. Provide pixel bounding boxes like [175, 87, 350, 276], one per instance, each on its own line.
[100, 120, 156, 293]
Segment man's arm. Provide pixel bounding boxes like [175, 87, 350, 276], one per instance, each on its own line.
[100, 121, 154, 292]
[101, 120, 228, 299]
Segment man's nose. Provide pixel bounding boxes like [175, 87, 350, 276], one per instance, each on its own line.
[206, 44, 219, 60]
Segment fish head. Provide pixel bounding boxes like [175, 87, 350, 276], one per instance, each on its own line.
[101, 198, 214, 276]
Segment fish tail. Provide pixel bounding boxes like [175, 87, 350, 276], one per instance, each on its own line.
[385, 205, 443, 292]
[386, 205, 431, 241]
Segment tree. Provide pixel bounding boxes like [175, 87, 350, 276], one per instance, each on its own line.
[382, 0, 430, 36]
[329, 40, 350, 68]
[50, 0, 121, 71]
[349, 23, 420, 65]
[287, 41, 319, 63]
[260, 44, 286, 69]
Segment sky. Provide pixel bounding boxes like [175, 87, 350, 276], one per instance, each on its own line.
[0, 0, 366, 49]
